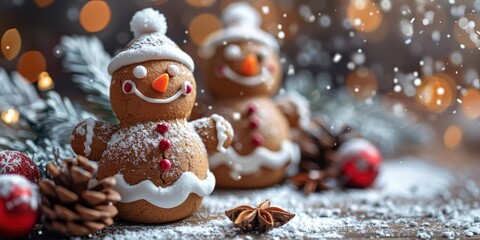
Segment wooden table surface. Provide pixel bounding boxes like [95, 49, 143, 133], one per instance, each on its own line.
[28, 146, 480, 239]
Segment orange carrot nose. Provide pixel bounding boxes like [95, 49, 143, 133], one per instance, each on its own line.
[240, 53, 259, 76]
[152, 73, 169, 93]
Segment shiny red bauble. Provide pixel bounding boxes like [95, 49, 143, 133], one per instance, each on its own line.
[0, 174, 40, 238]
[0, 150, 40, 183]
[336, 138, 382, 188]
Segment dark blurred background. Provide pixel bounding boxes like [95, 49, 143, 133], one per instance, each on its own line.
[1, 0, 480, 152]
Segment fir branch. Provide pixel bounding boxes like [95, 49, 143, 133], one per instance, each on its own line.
[25, 139, 74, 178]
[0, 69, 40, 109]
[0, 68, 95, 177]
[58, 35, 114, 119]
[20, 91, 96, 144]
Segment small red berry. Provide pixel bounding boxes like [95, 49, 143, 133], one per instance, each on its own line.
[246, 103, 257, 115]
[156, 123, 169, 134]
[159, 159, 172, 171]
[251, 133, 264, 147]
[159, 139, 171, 151]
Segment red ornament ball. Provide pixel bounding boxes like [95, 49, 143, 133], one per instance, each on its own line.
[336, 138, 382, 188]
[0, 174, 40, 238]
[0, 151, 40, 183]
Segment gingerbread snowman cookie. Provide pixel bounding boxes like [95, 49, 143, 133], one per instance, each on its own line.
[70, 8, 233, 223]
[193, 3, 301, 189]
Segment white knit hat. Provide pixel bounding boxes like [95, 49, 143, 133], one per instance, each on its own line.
[200, 2, 279, 58]
[108, 8, 195, 74]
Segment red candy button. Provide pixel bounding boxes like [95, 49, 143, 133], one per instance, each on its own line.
[159, 139, 171, 151]
[156, 123, 169, 134]
[159, 159, 172, 171]
[246, 103, 257, 115]
[251, 133, 264, 147]
[249, 117, 260, 129]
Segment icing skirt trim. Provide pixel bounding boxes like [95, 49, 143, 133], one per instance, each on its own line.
[209, 140, 300, 176]
[108, 171, 215, 209]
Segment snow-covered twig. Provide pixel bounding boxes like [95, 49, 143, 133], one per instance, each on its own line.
[58, 36, 113, 117]
[284, 72, 432, 155]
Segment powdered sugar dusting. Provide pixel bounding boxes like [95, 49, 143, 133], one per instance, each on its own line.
[102, 119, 205, 179]
[103, 122, 166, 164]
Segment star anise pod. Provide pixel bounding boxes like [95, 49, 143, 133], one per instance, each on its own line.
[289, 170, 337, 195]
[225, 199, 295, 232]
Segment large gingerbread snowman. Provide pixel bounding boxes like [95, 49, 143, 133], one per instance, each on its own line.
[194, 3, 301, 189]
[70, 8, 233, 223]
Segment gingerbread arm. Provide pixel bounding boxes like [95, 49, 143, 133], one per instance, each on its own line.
[70, 118, 120, 161]
[274, 91, 312, 129]
[189, 114, 234, 154]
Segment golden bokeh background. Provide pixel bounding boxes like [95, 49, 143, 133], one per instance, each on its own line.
[1, 0, 480, 151]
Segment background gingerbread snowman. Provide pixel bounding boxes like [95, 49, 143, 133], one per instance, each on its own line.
[70, 8, 233, 223]
[193, 3, 304, 189]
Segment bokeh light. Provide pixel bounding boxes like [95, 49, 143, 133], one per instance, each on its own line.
[34, 0, 54, 8]
[347, 0, 383, 33]
[16, 51, 46, 83]
[453, 16, 480, 49]
[443, 125, 462, 149]
[415, 74, 456, 113]
[185, 0, 215, 7]
[460, 88, 480, 119]
[38, 71, 54, 91]
[188, 13, 221, 46]
[79, 1, 111, 33]
[1, 28, 21, 60]
[346, 67, 378, 100]
[1, 108, 20, 125]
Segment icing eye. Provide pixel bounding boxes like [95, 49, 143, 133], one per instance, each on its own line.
[133, 65, 147, 79]
[167, 65, 179, 77]
[224, 44, 242, 61]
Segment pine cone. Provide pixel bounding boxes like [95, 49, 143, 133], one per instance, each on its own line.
[38, 156, 121, 236]
[295, 118, 359, 171]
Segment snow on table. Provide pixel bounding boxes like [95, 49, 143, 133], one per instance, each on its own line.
[33, 157, 480, 239]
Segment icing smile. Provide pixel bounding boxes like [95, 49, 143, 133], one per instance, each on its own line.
[122, 80, 192, 104]
[218, 64, 272, 87]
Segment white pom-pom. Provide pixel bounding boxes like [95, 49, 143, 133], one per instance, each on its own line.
[130, 8, 167, 37]
[222, 2, 260, 27]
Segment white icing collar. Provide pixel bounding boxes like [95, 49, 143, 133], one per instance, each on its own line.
[209, 140, 300, 178]
[108, 171, 215, 209]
